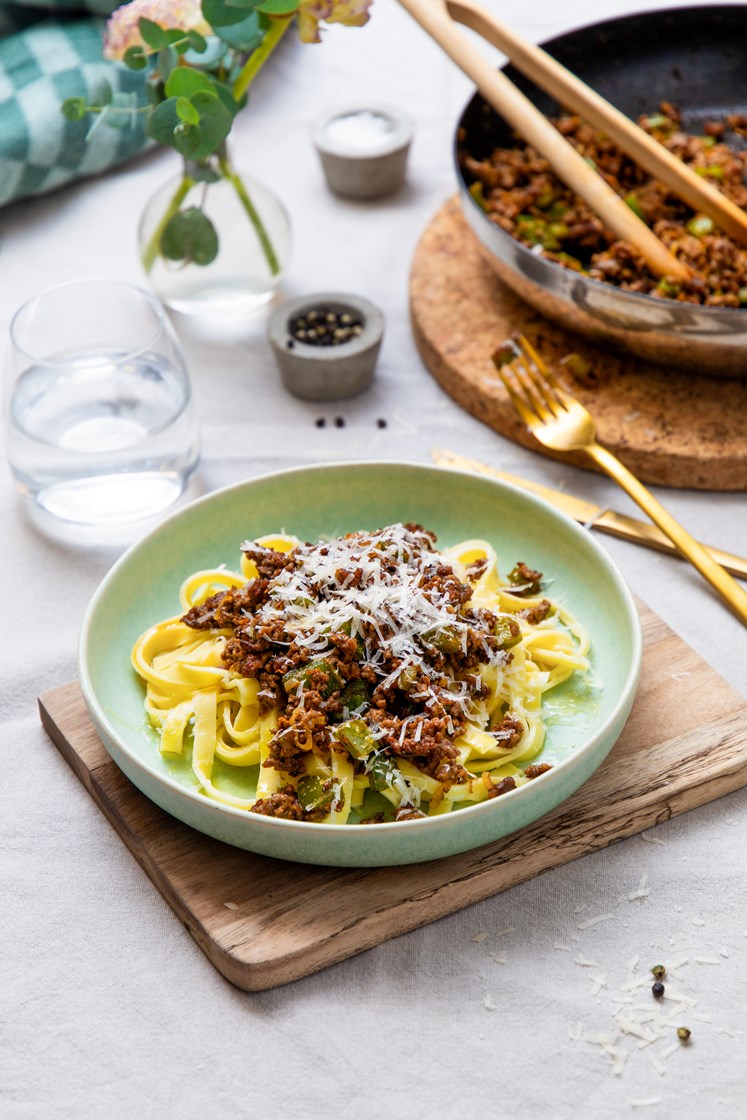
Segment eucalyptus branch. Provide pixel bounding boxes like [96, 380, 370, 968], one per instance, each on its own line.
[232, 16, 292, 102]
[218, 151, 281, 275]
[141, 173, 195, 273]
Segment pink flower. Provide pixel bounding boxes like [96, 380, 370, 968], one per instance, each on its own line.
[297, 0, 372, 44]
[103, 0, 210, 60]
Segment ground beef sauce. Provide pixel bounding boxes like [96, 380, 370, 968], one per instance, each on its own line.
[182, 524, 551, 823]
[460, 103, 747, 305]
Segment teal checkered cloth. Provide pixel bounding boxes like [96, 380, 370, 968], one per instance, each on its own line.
[0, 0, 151, 206]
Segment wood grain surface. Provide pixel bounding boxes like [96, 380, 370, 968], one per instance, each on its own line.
[39, 603, 747, 992]
[410, 197, 747, 490]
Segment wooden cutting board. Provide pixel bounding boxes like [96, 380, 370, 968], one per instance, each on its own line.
[410, 198, 747, 491]
[39, 601, 747, 992]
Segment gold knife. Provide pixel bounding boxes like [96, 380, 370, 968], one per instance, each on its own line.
[432, 448, 747, 580]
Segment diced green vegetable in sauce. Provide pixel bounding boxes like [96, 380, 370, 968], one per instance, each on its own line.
[468, 181, 490, 211]
[695, 165, 724, 179]
[296, 775, 334, 811]
[560, 352, 593, 378]
[739, 288, 747, 305]
[333, 718, 376, 759]
[686, 214, 714, 238]
[282, 658, 343, 697]
[369, 754, 397, 792]
[495, 616, 522, 650]
[535, 186, 556, 209]
[645, 114, 672, 130]
[422, 624, 462, 654]
[624, 193, 645, 221]
[339, 679, 369, 711]
[657, 278, 681, 297]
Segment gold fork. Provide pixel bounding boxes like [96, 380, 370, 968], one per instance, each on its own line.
[494, 335, 747, 625]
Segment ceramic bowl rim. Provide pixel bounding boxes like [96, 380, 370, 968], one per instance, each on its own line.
[78, 460, 643, 844]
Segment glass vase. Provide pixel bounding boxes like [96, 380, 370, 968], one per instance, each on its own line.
[138, 152, 291, 321]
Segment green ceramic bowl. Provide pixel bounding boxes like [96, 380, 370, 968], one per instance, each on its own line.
[79, 462, 642, 867]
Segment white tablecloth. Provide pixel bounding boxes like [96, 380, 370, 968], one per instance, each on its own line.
[2, 2, 746, 1116]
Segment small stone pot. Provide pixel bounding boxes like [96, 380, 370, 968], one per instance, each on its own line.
[268, 293, 384, 401]
[312, 104, 413, 199]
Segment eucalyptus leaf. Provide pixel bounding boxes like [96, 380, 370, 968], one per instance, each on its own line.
[183, 35, 228, 68]
[188, 90, 233, 158]
[107, 91, 138, 129]
[202, 0, 254, 27]
[61, 97, 86, 121]
[160, 208, 219, 266]
[138, 17, 168, 49]
[207, 80, 240, 117]
[123, 45, 147, 70]
[176, 96, 200, 125]
[185, 159, 221, 183]
[164, 68, 214, 98]
[156, 45, 177, 80]
[187, 30, 208, 52]
[173, 121, 202, 156]
[213, 9, 265, 49]
[145, 97, 180, 147]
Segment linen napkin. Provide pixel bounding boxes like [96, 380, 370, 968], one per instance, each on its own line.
[0, 0, 150, 207]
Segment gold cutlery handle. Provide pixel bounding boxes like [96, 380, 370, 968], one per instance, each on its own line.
[590, 444, 747, 624]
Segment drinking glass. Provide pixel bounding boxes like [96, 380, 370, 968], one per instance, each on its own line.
[4, 279, 200, 538]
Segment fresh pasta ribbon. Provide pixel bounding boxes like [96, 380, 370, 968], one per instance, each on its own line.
[132, 533, 591, 823]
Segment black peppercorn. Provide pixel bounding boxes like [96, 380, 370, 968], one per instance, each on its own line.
[315, 417, 326, 428]
[334, 416, 345, 428]
[288, 306, 364, 348]
[376, 418, 387, 429]
[652, 981, 665, 998]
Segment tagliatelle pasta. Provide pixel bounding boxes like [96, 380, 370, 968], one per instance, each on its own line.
[132, 523, 591, 824]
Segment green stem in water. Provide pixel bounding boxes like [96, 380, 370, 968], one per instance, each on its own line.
[218, 153, 281, 276]
[232, 16, 292, 102]
[141, 173, 194, 274]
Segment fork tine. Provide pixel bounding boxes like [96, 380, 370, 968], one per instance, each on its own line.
[508, 357, 557, 422]
[517, 335, 575, 405]
[513, 337, 567, 418]
[493, 363, 541, 430]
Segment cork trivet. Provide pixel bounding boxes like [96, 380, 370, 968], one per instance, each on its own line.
[410, 198, 747, 491]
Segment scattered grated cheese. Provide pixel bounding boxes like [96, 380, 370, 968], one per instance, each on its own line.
[495, 926, 515, 937]
[471, 931, 488, 943]
[611, 1049, 628, 1077]
[691, 917, 706, 927]
[691, 1013, 712, 1023]
[630, 1097, 661, 1107]
[223, 901, 238, 910]
[641, 832, 667, 846]
[554, 942, 572, 952]
[589, 974, 607, 995]
[649, 1054, 667, 1076]
[577, 913, 615, 931]
[568, 1021, 585, 1041]
[628, 872, 650, 902]
[719, 947, 730, 958]
[716, 1026, 741, 1037]
[694, 956, 721, 965]
[670, 671, 691, 681]
[575, 953, 600, 967]
[660, 1043, 680, 1060]
[484, 994, 496, 1011]
[493, 951, 508, 965]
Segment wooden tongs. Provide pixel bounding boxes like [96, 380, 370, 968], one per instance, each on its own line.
[397, 0, 747, 282]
